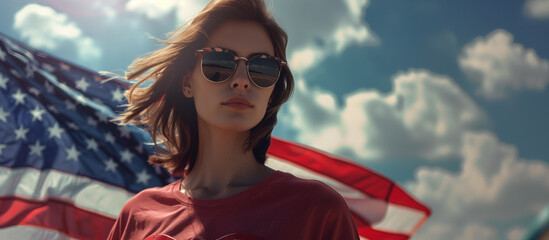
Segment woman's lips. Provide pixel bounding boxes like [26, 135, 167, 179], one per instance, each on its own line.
[221, 97, 253, 109]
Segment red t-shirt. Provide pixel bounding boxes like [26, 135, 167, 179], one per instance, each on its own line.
[108, 170, 359, 240]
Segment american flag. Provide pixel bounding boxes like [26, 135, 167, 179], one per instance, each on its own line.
[0, 32, 430, 240]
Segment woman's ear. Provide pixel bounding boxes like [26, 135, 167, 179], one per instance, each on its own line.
[182, 74, 193, 98]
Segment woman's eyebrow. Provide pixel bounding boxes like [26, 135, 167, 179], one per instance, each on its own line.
[216, 46, 272, 57]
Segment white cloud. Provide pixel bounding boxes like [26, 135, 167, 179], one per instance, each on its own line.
[125, 0, 209, 25]
[459, 29, 549, 99]
[407, 132, 549, 239]
[524, 0, 549, 19]
[506, 226, 525, 240]
[13, 4, 102, 63]
[283, 69, 485, 161]
[126, 0, 177, 19]
[274, 0, 377, 74]
[124, 0, 378, 74]
[288, 47, 325, 73]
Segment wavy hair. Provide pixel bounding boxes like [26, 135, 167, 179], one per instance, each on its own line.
[116, 0, 294, 176]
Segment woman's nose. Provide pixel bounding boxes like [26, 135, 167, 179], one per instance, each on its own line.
[230, 60, 250, 90]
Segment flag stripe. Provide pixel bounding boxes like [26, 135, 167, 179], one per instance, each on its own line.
[0, 225, 77, 240]
[0, 197, 114, 240]
[0, 166, 134, 218]
[371, 204, 427, 233]
[267, 137, 431, 212]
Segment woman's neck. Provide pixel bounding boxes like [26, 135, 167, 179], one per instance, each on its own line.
[180, 119, 274, 199]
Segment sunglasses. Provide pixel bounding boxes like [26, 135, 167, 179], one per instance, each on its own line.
[195, 47, 286, 88]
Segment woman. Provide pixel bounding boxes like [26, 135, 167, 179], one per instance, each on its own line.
[108, 0, 359, 239]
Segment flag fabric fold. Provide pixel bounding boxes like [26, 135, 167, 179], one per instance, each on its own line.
[0, 32, 429, 240]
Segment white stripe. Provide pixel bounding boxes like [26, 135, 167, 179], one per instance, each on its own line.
[372, 204, 427, 234]
[0, 225, 77, 240]
[266, 157, 425, 235]
[0, 166, 134, 218]
[266, 156, 365, 198]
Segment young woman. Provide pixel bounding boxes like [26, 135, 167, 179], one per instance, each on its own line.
[108, 0, 359, 239]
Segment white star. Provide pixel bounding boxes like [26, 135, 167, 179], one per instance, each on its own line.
[104, 158, 118, 173]
[29, 140, 45, 157]
[11, 89, 27, 105]
[111, 88, 125, 102]
[0, 144, 6, 155]
[76, 77, 90, 92]
[136, 169, 152, 185]
[29, 87, 40, 96]
[44, 81, 54, 93]
[105, 133, 115, 143]
[0, 107, 10, 123]
[48, 123, 65, 139]
[14, 125, 29, 141]
[30, 105, 46, 122]
[95, 112, 109, 122]
[118, 126, 130, 138]
[120, 149, 133, 163]
[87, 117, 98, 127]
[67, 122, 79, 130]
[85, 138, 98, 151]
[65, 100, 76, 111]
[0, 73, 8, 89]
[0, 48, 6, 61]
[65, 145, 80, 161]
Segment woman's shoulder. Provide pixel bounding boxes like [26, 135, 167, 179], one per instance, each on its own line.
[271, 171, 347, 206]
[121, 180, 180, 212]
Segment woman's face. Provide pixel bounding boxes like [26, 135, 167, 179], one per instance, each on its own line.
[187, 20, 276, 132]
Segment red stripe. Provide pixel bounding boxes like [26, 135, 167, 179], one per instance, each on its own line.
[267, 137, 431, 214]
[0, 197, 116, 240]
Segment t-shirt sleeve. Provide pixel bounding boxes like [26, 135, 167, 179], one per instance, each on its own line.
[313, 182, 360, 240]
[107, 207, 127, 240]
[107, 193, 140, 240]
[321, 201, 360, 240]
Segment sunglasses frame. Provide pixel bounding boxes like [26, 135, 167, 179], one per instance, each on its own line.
[195, 47, 287, 88]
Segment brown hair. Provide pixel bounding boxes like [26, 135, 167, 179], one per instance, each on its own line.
[116, 0, 294, 176]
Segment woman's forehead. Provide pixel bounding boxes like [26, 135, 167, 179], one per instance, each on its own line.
[207, 20, 275, 57]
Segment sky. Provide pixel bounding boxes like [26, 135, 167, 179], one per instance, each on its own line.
[1, 0, 549, 239]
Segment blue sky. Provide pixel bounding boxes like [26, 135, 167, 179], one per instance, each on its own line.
[1, 0, 549, 239]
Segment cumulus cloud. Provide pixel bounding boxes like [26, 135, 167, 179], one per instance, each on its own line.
[13, 4, 102, 63]
[282, 69, 485, 161]
[124, 0, 378, 74]
[407, 132, 549, 239]
[273, 0, 377, 73]
[125, 0, 208, 24]
[524, 0, 549, 19]
[506, 226, 525, 240]
[459, 29, 549, 99]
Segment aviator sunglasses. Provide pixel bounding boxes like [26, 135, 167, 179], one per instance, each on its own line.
[195, 47, 286, 88]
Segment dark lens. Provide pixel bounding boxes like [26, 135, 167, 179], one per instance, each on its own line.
[202, 51, 236, 82]
[248, 58, 280, 87]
